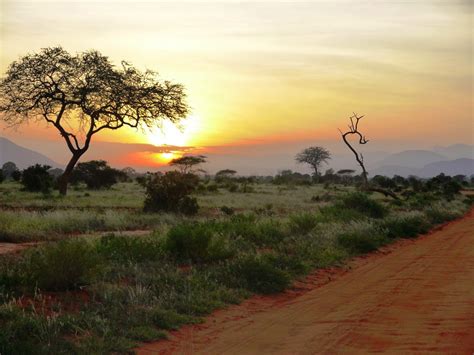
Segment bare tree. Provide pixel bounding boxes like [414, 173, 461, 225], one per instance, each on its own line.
[295, 146, 331, 178]
[339, 113, 398, 199]
[338, 113, 369, 185]
[0, 47, 188, 195]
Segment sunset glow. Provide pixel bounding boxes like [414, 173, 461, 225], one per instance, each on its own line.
[0, 0, 472, 170]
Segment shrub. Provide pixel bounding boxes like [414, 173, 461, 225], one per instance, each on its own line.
[424, 205, 461, 224]
[339, 192, 387, 219]
[96, 234, 164, 262]
[380, 213, 430, 239]
[165, 223, 234, 262]
[143, 171, 200, 215]
[71, 160, 125, 189]
[288, 212, 318, 234]
[337, 224, 386, 254]
[23, 239, 101, 291]
[230, 255, 291, 294]
[0, 169, 3, 184]
[21, 164, 53, 193]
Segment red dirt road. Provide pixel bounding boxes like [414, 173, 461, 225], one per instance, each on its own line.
[139, 210, 474, 354]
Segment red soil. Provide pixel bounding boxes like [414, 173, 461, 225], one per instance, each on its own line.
[138, 209, 474, 354]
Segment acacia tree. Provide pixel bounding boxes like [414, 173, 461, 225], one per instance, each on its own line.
[169, 155, 207, 174]
[0, 47, 188, 195]
[295, 146, 331, 178]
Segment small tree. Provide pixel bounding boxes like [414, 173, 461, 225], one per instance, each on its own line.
[295, 146, 331, 178]
[0, 47, 188, 195]
[169, 155, 207, 174]
[143, 171, 199, 215]
[1, 161, 19, 180]
[21, 164, 53, 193]
[0, 169, 4, 184]
[215, 169, 237, 183]
[71, 160, 124, 189]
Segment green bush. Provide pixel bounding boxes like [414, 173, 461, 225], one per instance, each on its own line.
[21, 164, 53, 193]
[288, 212, 318, 234]
[165, 223, 234, 262]
[337, 225, 386, 254]
[380, 213, 430, 239]
[24, 239, 101, 291]
[96, 234, 164, 262]
[424, 206, 461, 224]
[143, 171, 199, 215]
[230, 255, 291, 294]
[339, 192, 387, 219]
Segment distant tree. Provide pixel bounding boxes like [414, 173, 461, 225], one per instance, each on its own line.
[21, 164, 53, 193]
[1, 161, 18, 179]
[169, 155, 207, 174]
[11, 170, 22, 182]
[339, 113, 398, 199]
[144, 171, 200, 215]
[295, 146, 331, 178]
[0, 47, 188, 195]
[215, 169, 237, 183]
[337, 169, 355, 175]
[0, 169, 4, 184]
[71, 160, 124, 189]
[121, 167, 137, 181]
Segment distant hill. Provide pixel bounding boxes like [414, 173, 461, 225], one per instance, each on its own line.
[0, 137, 60, 169]
[433, 144, 474, 160]
[372, 150, 447, 168]
[372, 158, 474, 178]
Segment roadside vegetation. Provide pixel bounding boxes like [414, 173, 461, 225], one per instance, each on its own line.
[0, 171, 472, 353]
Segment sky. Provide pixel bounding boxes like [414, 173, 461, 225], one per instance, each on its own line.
[0, 0, 473, 173]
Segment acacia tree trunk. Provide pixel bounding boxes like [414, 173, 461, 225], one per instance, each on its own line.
[58, 152, 83, 196]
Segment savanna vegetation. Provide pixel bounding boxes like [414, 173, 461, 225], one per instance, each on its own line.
[0, 47, 472, 354]
[0, 164, 472, 354]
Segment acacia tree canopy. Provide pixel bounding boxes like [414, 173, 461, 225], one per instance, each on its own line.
[295, 146, 331, 177]
[169, 155, 207, 174]
[0, 47, 188, 195]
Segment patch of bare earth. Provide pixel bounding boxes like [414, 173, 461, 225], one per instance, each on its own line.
[138, 209, 474, 354]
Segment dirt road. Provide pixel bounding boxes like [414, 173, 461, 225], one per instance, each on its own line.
[139, 209, 474, 354]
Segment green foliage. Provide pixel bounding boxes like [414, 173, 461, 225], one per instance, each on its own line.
[144, 171, 200, 215]
[337, 224, 386, 254]
[229, 255, 291, 294]
[21, 164, 53, 193]
[71, 160, 125, 189]
[339, 192, 388, 219]
[288, 212, 318, 234]
[23, 239, 101, 291]
[96, 234, 164, 262]
[165, 222, 234, 262]
[380, 213, 430, 239]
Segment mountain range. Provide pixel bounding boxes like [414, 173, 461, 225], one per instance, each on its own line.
[0, 136, 473, 178]
[0, 137, 60, 169]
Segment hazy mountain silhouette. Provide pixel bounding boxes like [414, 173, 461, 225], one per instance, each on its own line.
[372, 159, 474, 178]
[0, 137, 60, 168]
[372, 150, 447, 168]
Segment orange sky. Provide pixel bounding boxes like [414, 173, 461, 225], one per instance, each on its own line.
[0, 0, 472, 168]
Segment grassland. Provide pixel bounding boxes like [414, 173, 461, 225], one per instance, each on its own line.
[0, 181, 472, 354]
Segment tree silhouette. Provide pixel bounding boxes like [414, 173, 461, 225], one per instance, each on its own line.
[339, 113, 398, 199]
[0, 47, 188, 195]
[295, 146, 331, 178]
[169, 155, 207, 174]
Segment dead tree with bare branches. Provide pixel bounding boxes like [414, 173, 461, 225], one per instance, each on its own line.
[339, 113, 398, 199]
